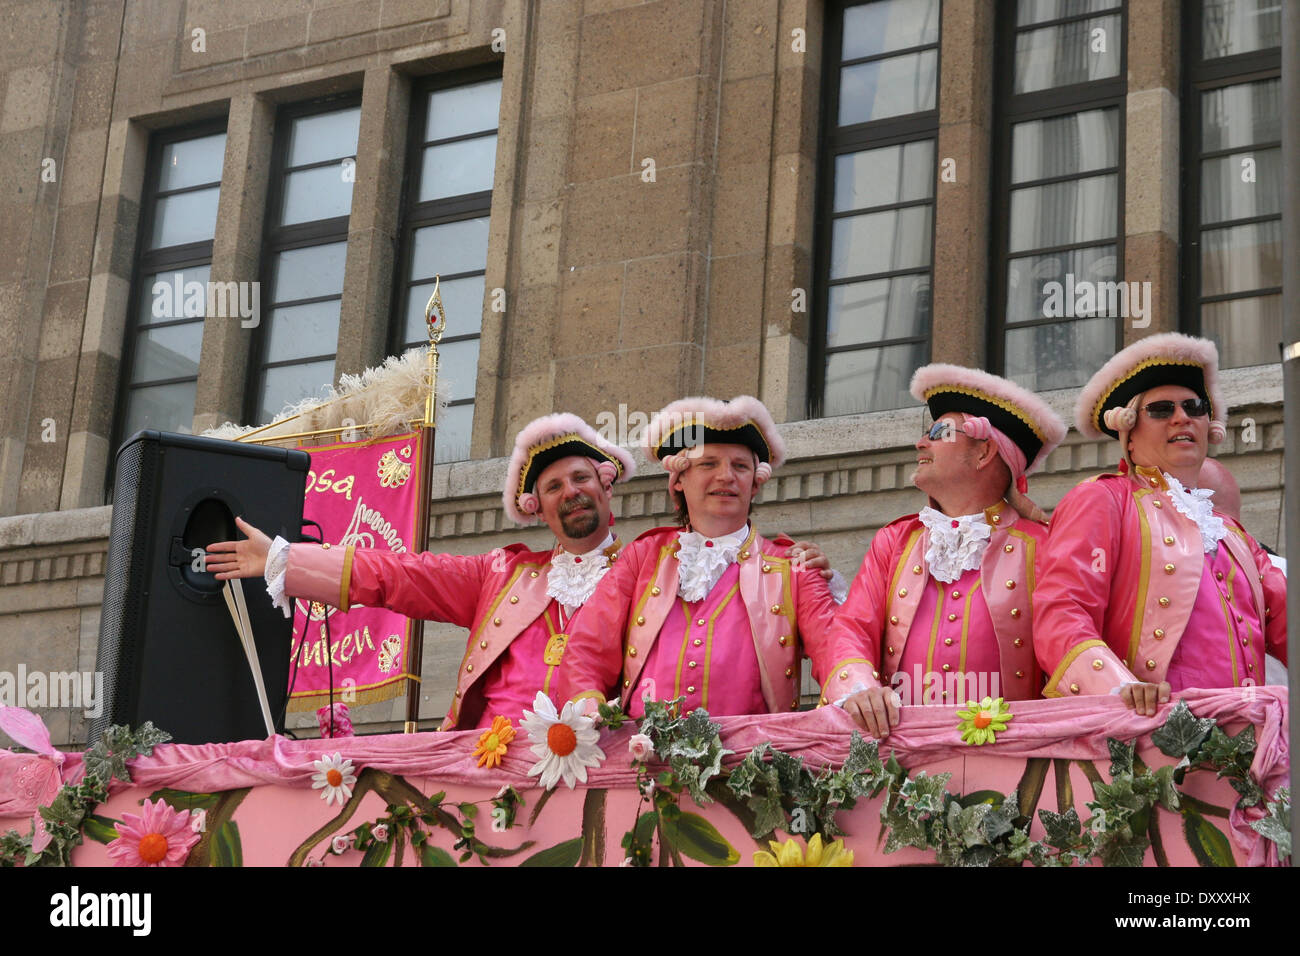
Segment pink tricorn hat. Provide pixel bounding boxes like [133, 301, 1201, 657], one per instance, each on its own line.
[502, 413, 636, 526]
[1074, 332, 1226, 443]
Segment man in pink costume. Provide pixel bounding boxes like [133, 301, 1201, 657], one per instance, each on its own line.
[815, 365, 1067, 737]
[1035, 333, 1287, 715]
[206, 413, 636, 731]
[558, 395, 839, 718]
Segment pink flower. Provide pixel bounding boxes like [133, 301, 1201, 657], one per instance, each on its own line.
[372, 824, 389, 842]
[106, 799, 200, 867]
[628, 733, 654, 763]
[331, 834, 353, 855]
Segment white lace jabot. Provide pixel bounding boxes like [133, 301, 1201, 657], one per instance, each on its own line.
[675, 525, 748, 603]
[918, 507, 992, 584]
[1162, 474, 1227, 554]
[547, 532, 616, 613]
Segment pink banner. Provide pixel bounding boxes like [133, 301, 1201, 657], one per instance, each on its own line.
[287, 432, 424, 710]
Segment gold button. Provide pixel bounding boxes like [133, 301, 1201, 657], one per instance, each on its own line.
[1149, 477, 1159, 487]
[887, 646, 896, 656]
[455, 690, 462, 697]
[778, 635, 788, 646]
[1153, 500, 1163, 509]
[693, 638, 703, 647]
[1154, 628, 1165, 639]
[1236, 614, 1243, 623]
[1092, 659, 1104, 671]
[636, 616, 645, 625]
[991, 513, 1000, 523]
[1158, 597, 1170, 607]
[1226, 593, 1232, 603]
[951, 590, 960, 600]
[624, 680, 630, 688]
[1069, 683, 1080, 694]
[872, 670, 880, 679]
[941, 691, 949, 700]
[1010, 608, 1021, 618]
[739, 551, 749, 560]
[786, 667, 794, 678]
[1242, 638, 1249, 648]
[889, 615, 899, 624]
[1164, 564, 1175, 574]
[479, 640, 487, 649]
[942, 663, 951, 672]
[1146, 659, 1156, 670]
[913, 565, 922, 574]
[466, 663, 473, 673]
[1015, 670, 1025, 678]
[628, 647, 637, 657]
[530, 571, 539, 578]
[1215, 572, 1223, 582]
[1014, 638, 1023, 648]
[947, 612, 957, 622]
[771, 604, 782, 614]
[687, 685, 696, 694]
[510, 595, 519, 603]
[493, 617, 502, 625]
[321, 542, 331, 549]
[651, 586, 661, 596]
[839, 669, 849, 680]
[1248, 662, 1254, 671]
[1004, 544, 1014, 553]
[898, 588, 908, 598]
[944, 638, 953, 646]
[696, 618, 706, 626]
[1164, 536, 1175, 545]
[1005, 580, 1015, 589]
[791, 700, 798, 710]
[688, 661, 697, 669]
[761, 564, 771, 573]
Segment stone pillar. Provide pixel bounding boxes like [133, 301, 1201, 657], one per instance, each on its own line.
[930, 0, 996, 366]
[1123, 0, 1181, 342]
[192, 92, 274, 435]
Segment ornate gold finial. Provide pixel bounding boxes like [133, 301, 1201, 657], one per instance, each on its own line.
[424, 275, 446, 344]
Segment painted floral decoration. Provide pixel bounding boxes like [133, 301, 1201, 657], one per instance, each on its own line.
[519, 692, 605, 790]
[107, 798, 200, 867]
[956, 696, 1014, 745]
[753, 834, 854, 867]
[312, 752, 358, 805]
[473, 716, 516, 769]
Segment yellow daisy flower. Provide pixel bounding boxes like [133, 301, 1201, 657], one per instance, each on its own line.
[473, 715, 516, 768]
[753, 833, 854, 867]
[956, 696, 1014, 745]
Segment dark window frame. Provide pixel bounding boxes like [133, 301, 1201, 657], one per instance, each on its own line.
[986, 0, 1128, 380]
[809, 0, 942, 419]
[108, 117, 228, 496]
[244, 91, 362, 426]
[389, 65, 503, 458]
[1178, 0, 1281, 355]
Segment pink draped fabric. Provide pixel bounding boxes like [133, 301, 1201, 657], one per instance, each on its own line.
[1, 687, 1287, 863]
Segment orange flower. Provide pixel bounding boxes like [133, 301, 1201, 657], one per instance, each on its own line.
[473, 716, 516, 768]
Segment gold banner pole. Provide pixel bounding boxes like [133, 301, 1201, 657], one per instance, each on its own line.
[404, 277, 445, 733]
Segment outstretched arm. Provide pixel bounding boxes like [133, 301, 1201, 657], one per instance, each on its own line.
[206, 516, 272, 579]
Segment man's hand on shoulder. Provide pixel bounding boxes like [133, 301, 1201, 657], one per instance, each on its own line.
[788, 540, 834, 580]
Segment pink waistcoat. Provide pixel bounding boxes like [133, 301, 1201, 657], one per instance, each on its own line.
[283, 538, 624, 730]
[1035, 467, 1286, 697]
[558, 526, 839, 715]
[813, 501, 1042, 706]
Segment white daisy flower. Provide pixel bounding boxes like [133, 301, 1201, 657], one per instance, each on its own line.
[519, 692, 605, 790]
[311, 752, 357, 806]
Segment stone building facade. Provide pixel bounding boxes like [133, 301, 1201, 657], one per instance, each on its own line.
[0, 0, 1288, 745]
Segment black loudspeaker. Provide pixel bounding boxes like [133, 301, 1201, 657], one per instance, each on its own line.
[92, 431, 311, 745]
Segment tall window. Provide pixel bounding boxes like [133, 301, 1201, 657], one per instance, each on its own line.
[248, 97, 361, 424]
[1182, 0, 1281, 369]
[393, 70, 502, 463]
[812, 0, 941, 416]
[115, 122, 227, 446]
[991, 0, 1125, 392]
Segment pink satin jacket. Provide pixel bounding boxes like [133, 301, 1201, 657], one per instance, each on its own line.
[283, 538, 624, 730]
[813, 500, 1043, 705]
[1034, 467, 1286, 697]
[558, 526, 839, 714]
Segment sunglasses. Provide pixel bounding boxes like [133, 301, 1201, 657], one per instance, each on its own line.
[923, 421, 967, 441]
[1142, 398, 1210, 419]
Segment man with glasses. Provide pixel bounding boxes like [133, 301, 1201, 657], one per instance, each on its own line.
[1035, 334, 1287, 714]
[813, 365, 1066, 737]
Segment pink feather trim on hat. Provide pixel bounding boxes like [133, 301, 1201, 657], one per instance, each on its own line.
[909, 364, 1067, 475]
[501, 412, 636, 526]
[1074, 333, 1225, 441]
[643, 395, 787, 468]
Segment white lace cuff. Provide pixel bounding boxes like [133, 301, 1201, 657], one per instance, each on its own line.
[828, 569, 849, 605]
[834, 681, 872, 707]
[266, 535, 292, 619]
